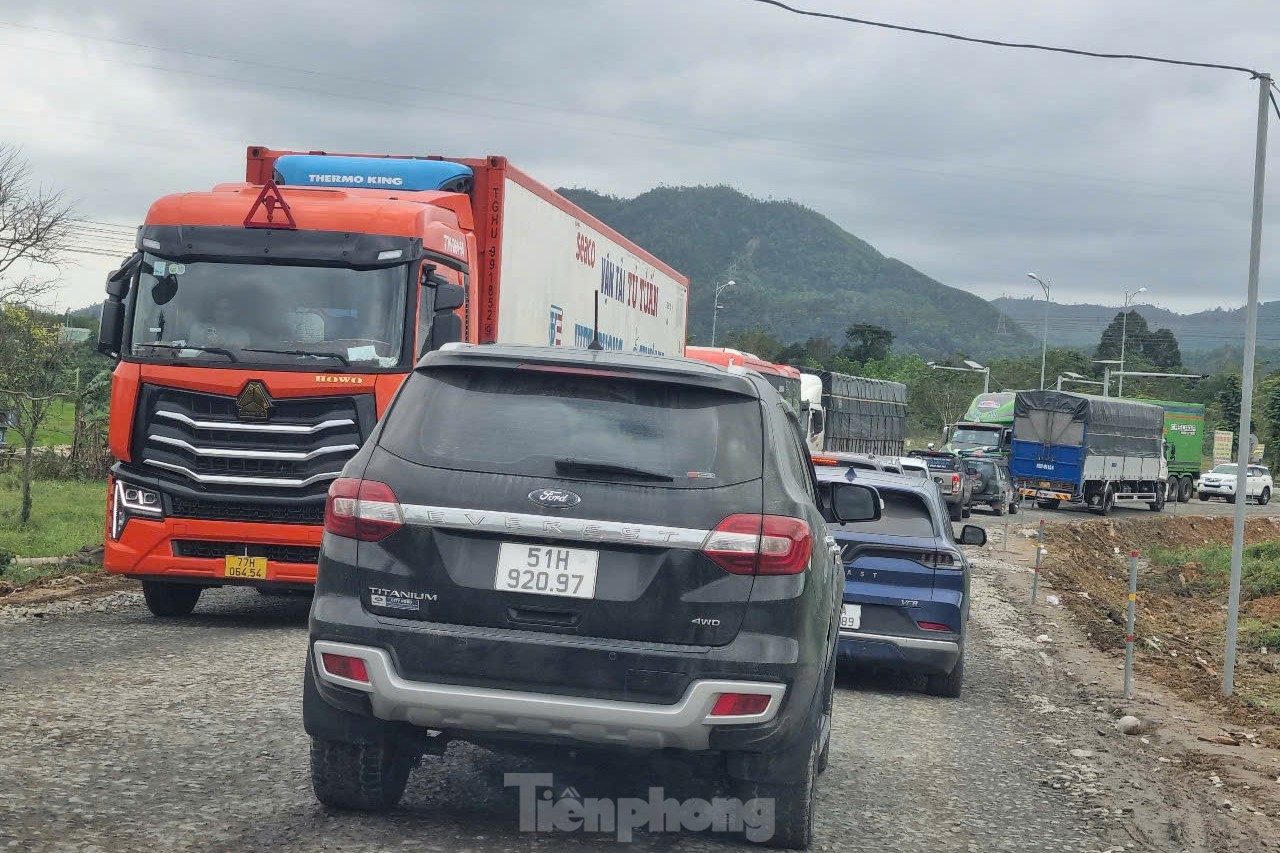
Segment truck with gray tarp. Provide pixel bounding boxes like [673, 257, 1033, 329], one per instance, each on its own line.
[799, 371, 907, 456]
[1008, 391, 1167, 515]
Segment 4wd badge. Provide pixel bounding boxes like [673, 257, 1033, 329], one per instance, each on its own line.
[237, 381, 271, 421]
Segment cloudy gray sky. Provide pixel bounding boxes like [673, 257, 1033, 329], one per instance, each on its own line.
[4, 0, 1278, 316]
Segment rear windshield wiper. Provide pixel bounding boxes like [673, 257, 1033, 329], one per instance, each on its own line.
[135, 343, 238, 362]
[242, 348, 351, 367]
[554, 457, 675, 483]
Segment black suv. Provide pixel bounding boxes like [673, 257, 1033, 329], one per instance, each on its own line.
[304, 344, 877, 849]
[966, 456, 1017, 516]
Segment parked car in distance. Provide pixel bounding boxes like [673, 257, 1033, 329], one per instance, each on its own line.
[305, 343, 870, 850]
[897, 456, 931, 481]
[812, 451, 887, 473]
[966, 456, 1017, 516]
[818, 468, 984, 698]
[909, 450, 974, 521]
[1198, 463, 1273, 505]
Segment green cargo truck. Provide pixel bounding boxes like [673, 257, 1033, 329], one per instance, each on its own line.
[944, 392, 1015, 455]
[1145, 399, 1205, 503]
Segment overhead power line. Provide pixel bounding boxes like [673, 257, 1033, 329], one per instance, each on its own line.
[746, 0, 1263, 77]
[0, 20, 1253, 201]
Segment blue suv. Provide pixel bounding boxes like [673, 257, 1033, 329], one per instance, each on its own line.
[818, 469, 985, 698]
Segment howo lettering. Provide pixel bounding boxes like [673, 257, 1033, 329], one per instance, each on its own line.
[96, 146, 688, 617]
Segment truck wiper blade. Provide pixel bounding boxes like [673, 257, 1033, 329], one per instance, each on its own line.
[136, 343, 238, 362]
[554, 457, 675, 482]
[242, 348, 350, 367]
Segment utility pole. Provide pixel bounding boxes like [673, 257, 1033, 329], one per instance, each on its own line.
[1117, 287, 1149, 397]
[1028, 273, 1051, 389]
[710, 280, 735, 346]
[1225, 72, 1272, 697]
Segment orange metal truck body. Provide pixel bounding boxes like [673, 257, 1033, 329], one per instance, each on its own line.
[103, 146, 689, 592]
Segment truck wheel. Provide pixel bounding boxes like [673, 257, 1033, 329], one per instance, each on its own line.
[1149, 487, 1165, 512]
[1261, 488, 1271, 506]
[310, 736, 415, 812]
[924, 655, 964, 699]
[1036, 499, 1060, 510]
[1094, 487, 1113, 516]
[1179, 476, 1194, 503]
[1009, 499, 1019, 515]
[142, 580, 203, 617]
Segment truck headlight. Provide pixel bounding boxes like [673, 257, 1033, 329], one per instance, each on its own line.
[111, 480, 163, 540]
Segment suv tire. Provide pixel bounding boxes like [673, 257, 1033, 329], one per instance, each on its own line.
[924, 655, 964, 698]
[142, 580, 202, 617]
[1261, 488, 1271, 506]
[949, 503, 962, 522]
[310, 737, 415, 812]
[734, 724, 819, 850]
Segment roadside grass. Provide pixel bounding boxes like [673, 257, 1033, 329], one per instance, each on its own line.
[1148, 542, 1280, 601]
[32, 401, 75, 447]
[3, 560, 101, 586]
[0, 475, 106, 558]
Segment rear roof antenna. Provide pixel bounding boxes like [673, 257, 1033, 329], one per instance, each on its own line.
[588, 291, 604, 351]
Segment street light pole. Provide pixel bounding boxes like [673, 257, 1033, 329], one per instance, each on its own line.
[710, 279, 735, 346]
[1225, 73, 1272, 698]
[927, 361, 989, 393]
[1027, 273, 1051, 389]
[1117, 287, 1148, 397]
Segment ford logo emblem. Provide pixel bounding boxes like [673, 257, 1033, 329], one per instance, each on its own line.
[528, 488, 582, 509]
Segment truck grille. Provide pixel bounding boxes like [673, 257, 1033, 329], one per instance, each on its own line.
[169, 496, 326, 525]
[136, 385, 371, 497]
[173, 540, 321, 564]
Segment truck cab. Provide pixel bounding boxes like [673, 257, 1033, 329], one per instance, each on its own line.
[800, 372, 825, 453]
[96, 146, 688, 617]
[944, 422, 1011, 456]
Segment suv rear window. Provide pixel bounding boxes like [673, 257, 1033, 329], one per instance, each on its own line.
[379, 366, 764, 487]
[827, 486, 936, 538]
[919, 454, 959, 471]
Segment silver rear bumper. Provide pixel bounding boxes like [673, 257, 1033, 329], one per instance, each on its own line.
[312, 641, 786, 751]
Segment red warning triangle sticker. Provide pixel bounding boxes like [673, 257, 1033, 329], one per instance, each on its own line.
[243, 179, 297, 229]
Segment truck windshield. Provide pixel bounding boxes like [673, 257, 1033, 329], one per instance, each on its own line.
[127, 254, 409, 369]
[951, 426, 1003, 448]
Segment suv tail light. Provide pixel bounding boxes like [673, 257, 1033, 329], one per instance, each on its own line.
[950, 473, 961, 493]
[919, 550, 959, 568]
[325, 478, 404, 541]
[710, 692, 773, 716]
[702, 514, 813, 576]
[320, 652, 370, 683]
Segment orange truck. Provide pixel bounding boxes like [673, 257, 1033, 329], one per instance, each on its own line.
[684, 346, 802, 410]
[96, 146, 689, 617]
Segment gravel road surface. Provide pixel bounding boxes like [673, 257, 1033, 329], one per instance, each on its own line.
[0, 565, 1242, 852]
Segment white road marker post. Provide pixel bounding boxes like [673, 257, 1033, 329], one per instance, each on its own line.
[1032, 520, 1046, 603]
[1124, 549, 1139, 700]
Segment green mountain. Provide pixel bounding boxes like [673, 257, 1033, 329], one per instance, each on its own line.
[992, 296, 1260, 355]
[561, 185, 1034, 360]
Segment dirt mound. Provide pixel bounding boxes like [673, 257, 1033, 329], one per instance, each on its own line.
[1041, 515, 1280, 739]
